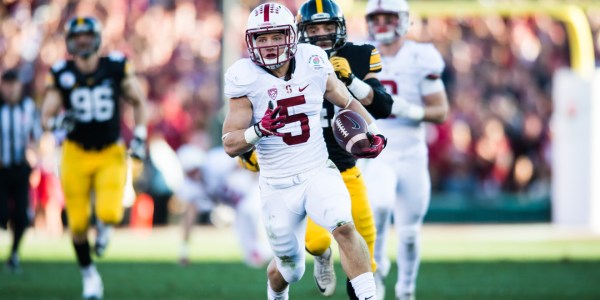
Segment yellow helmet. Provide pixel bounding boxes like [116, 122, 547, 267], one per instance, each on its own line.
[238, 149, 259, 172]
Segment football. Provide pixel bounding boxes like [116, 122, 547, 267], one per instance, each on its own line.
[332, 109, 371, 155]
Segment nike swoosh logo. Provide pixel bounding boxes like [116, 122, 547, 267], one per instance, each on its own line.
[365, 297, 374, 300]
[299, 84, 310, 92]
[314, 277, 327, 293]
[344, 115, 361, 129]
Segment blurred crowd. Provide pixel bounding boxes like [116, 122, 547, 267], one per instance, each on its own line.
[2, 0, 600, 228]
[412, 15, 566, 200]
[1, 0, 222, 149]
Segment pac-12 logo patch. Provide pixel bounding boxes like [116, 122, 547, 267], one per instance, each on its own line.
[268, 87, 278, 100]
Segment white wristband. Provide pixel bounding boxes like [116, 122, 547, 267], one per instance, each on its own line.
[134, 125, 147, 139]
[244, 126, 261, 145]
[367, 122, 381, 136]
[392, 96, 425, 121]
[347, 78, 371, 100]
[405, 104, 425, 121]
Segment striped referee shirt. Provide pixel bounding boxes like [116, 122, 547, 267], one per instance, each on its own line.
[0, 97, 42, 167]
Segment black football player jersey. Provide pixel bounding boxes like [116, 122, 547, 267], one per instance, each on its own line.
[322, 42, 383, 171]
[50, 53, 127, 149]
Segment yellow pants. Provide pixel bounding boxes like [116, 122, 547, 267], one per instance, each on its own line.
[305, 166, 377, 271]
[60, 140, 127, 236]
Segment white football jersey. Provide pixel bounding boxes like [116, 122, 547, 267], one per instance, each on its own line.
[224, 44, 334, 178]
[372, 40, 445, 158]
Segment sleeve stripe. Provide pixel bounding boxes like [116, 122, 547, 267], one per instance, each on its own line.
[369, 48, 382, 72]
[370, 62, 383, 71]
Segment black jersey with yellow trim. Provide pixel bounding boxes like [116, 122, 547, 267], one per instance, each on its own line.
[322, 42, 384, 171]
[49, 52, 128, 150]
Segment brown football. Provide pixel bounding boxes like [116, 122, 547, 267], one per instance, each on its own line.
[332, 109, 371, 156]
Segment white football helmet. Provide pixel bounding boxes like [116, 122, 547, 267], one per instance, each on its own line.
[245, 3, 297, 70]
[365, 0, 410, 44]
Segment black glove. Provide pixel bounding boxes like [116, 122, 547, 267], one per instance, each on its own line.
[48, 111, 76, 133]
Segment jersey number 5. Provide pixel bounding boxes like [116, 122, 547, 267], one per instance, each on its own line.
[70, 86, 114, 122]
[276, 95, 310, 145]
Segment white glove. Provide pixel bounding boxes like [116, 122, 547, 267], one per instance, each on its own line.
[391, 96, 425, 121]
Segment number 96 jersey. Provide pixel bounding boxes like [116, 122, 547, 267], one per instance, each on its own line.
[224, 44, 334, 178]
[48, 52, 128, 149]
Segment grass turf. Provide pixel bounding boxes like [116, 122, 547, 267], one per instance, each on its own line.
[1, 225, 600, 299]
[2, 261, 600, 299]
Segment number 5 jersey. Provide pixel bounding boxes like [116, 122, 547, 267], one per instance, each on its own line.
[224, 44, 334, 178]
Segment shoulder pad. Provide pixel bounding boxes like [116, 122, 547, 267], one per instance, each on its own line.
[224, 59, 257, 98]
[51, 60, 67, 72]
[108, 51, 126, 62]
[225, 59, 258, 86]
[413, 42, 445, 77]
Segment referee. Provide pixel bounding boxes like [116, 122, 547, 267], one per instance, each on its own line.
[0, 69, 42, 272]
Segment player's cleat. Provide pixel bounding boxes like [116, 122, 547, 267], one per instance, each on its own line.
[313, 247, 336, 296]
[94, 221, 111, 257]
[5, 253, 21, 273]
[82, 265, 103, 300]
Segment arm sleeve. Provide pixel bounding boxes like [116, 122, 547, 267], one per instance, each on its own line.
[362, 78, 393, 119]
[369, 47, 383, 73]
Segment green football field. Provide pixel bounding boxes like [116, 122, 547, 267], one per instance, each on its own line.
[1, 224, 600, 300]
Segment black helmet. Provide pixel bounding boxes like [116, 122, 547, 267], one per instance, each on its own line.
[297, 0, 347, 54]
[65, 16, 102, 58]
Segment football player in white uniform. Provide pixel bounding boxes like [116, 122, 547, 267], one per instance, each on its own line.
[202, 147, 273, 268]
[222, 3, 386, 300]
[175, 144, 210, 266]
[361, 1, 449, 299]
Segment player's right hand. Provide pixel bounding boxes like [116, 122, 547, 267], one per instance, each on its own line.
[48, 111, 76, 133]
[354, 132, 387, 159]
[330, 56, 354, 86]
[254, 101, 286, 137]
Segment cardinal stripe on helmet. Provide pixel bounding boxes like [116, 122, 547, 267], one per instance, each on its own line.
[316, 0, 323, 13]
[264, 3, 270, 22]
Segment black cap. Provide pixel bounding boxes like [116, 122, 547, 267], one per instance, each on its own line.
[1, 69, 19, 82]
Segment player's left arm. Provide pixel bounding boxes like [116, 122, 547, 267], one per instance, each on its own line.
[325, 73, 387, 157]
[362, 72, 393, 119]
[121, 62, 148, 159]
[392, 44, 448, 123]
[121, 64, 148, 129]
[421, 79, 449, 124]
[325, 73, 385, 136]
[330, 48, 392, 119]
